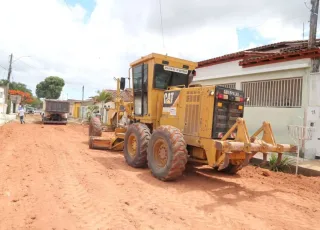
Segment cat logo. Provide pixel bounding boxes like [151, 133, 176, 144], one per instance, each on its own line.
[164, 92, 174, 104]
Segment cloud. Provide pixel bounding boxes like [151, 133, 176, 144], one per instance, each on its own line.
[0, 0, 312, 99]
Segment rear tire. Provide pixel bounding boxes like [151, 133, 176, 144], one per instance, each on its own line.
[89, 117, 102, 137]
[147, 125, 188, 181]
[123, 123, 151, 168]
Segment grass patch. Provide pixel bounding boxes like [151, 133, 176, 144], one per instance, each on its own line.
[268, 153, 295, 173]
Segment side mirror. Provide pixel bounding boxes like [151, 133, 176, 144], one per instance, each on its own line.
[120, 77, 126, 90]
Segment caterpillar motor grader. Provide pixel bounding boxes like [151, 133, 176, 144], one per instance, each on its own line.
[89, 53, 297, 181]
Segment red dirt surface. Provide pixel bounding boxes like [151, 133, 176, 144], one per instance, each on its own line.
[0, 115, 319, 230]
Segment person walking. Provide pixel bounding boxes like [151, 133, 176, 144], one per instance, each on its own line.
[18, 104, 25, 124]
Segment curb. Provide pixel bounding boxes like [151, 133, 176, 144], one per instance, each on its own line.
[250, 157, 320, 177]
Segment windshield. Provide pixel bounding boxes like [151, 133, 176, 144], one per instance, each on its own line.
[153, 64, 190, 90]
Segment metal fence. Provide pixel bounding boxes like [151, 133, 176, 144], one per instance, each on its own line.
[241, 77, 303, 107]
[218, 83, 236, 89]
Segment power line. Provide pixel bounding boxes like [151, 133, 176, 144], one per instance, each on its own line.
[16, 60, 37, 70]
[158, 0, 165, 50]
[64, 0, 72, 11]
[0, 64, 7, 70]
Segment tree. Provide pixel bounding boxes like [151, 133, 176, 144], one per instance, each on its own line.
[94, 90, 113, 103]
[30, 97, 43, 109]
[0, 80, 33, 95]
[9, 89, 33, 104]
[36, 76, 65, 99]
[86, 105, 100, 121]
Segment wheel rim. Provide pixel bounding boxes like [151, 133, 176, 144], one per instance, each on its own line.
[127, 134, 137, 157]
[153, 138, 169, 168]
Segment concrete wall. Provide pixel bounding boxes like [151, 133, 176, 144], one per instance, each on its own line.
[196, 58, 309, 82]
[244, 107, 304, 144]
[0, 114, 16, 126]
[194, 58, 313, 158]
[305, 72, 320, 158]
[0, 87, 5, 104]
[0, 87, 5, 114]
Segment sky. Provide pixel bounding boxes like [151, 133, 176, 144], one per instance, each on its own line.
[0, 0, 314, 100]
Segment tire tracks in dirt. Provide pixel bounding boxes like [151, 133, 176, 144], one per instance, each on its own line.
[47, 124, 139, 230]
[1, 118, 320, 230]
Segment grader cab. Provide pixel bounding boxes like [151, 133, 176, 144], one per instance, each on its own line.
[89, 53, 297, 181]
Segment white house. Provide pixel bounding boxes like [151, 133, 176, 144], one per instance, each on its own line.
[0, 86, 6, 114]
[194, 39, 320, 160]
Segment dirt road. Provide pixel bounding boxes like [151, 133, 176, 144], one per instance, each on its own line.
[0, 115, 319, 230]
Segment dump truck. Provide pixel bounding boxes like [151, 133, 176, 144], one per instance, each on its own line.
[89, 53, 297, 181]
[42, 99, 70, 125]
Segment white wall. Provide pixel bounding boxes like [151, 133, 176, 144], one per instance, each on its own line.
[196, 59, 309, 84]
[245, 107, 304, 144]
[304, 73, 320, 158]
[0, 87, 5, 104]
[103, 102, 115, 124]
[0, 87, 6, 114]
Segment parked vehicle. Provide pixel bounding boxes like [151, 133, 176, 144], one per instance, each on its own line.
[26, 107, 35, 114]
[42, 99, 70, 125]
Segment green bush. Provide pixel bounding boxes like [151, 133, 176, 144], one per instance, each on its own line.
[268, 153, 295, 172]
[86, 105, 99, 121]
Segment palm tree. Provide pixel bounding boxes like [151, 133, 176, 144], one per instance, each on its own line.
[95, 90, 113, 103]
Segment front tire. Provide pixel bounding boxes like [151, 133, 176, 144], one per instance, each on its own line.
[124, 123, 151, 168]
[89, 117, 102, 137]
[147, 125, 188, 181]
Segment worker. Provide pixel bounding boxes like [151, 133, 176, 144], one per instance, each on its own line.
[18, 104, 25, 124]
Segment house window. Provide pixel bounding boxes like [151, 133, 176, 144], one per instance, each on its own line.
[217, 83, 236, 89]
[241, 77, 303, 108]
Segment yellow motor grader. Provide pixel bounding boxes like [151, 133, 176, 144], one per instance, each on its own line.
[89, 53, 297, 181]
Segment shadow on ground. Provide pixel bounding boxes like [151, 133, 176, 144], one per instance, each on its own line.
[92, 154, 277, 212]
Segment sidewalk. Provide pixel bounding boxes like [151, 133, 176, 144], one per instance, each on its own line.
[251, 152, 320, 177]
[0, 114, 17, 126]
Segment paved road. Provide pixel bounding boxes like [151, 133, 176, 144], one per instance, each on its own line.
[0, 115, 319, 230]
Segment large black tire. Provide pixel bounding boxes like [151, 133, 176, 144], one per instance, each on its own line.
[147, 125, 188, 181]
[89, 117, 102, 137]
[123, 123, 151, 168]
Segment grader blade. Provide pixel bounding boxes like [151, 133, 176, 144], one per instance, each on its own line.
[89, 127, 126, 151]
[89, 136, 114, 150]
[215, 118, 297, 171]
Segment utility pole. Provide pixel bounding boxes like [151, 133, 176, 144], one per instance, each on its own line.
[81, 85, 84, 120]
[308, 0, 320, 72]
[308, 0, 319, 48]
[5, 54, 13, 114]
[82, 85, 84, 101]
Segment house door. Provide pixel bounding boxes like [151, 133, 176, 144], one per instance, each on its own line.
[13, 103, 16, 113]
[77, 107, 80, 118]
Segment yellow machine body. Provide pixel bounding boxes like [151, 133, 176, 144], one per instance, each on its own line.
[89, 53, 297, 180]
[129, 53, 198, 128]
